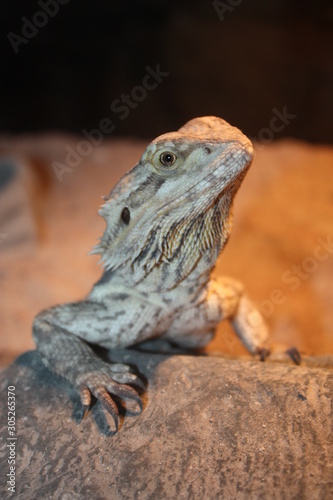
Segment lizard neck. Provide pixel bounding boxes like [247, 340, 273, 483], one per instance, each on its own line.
[105, 199, 233, 297]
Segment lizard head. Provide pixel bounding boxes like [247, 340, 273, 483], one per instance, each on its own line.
[93, 116, 253, 279]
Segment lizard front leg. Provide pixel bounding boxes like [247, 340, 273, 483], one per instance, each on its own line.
[33, 298, 164, 431]
[207, 278, 301, 362]
[163, 277, 269, 356]
[209, 277, 270, 356]
[165, 277, 301, 363]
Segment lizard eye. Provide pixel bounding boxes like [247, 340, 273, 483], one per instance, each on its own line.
[160, 152, 177, 166]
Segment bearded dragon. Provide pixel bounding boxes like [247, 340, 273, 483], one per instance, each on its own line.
[33, 116, 285, 432]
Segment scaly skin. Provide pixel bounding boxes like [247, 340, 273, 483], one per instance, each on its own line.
[33, 116, 271, 432]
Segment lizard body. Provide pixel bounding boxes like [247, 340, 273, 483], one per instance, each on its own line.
[33, 116, 270, 431]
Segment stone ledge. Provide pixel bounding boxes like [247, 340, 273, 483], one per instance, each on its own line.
[0, 351, 332, 499]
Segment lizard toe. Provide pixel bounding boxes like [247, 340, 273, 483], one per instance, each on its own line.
[89, 385, 119, 432]
[110, 363, 132, 373]
[106, 383, 143, 414]
[110, 371, 145, 392]
[78, 384, 92, 422]
[79, 384, 92, 407]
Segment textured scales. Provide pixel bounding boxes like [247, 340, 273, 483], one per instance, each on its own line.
[33, 116, 270, 433]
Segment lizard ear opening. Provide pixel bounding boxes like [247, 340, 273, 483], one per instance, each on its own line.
[121, 207, 131, 225]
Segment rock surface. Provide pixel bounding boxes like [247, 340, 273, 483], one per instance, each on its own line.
[0, 351, 332, 499]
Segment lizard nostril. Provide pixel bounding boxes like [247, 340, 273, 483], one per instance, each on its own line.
[204, 147, 212, 154]
[121, 207, 131, 225]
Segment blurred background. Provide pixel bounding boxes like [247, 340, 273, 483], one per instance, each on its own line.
[1, 1, 333, 367]
[1, 0, 333, 142]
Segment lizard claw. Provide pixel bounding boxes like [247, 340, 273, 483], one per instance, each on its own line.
[256, 347, 271, 362]
[286, 347, 301, 365]
[255, 346, 301, 365]
[79, 404, 90, 423]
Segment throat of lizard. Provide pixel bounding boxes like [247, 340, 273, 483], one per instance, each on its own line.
[130, 193, 233, 292]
